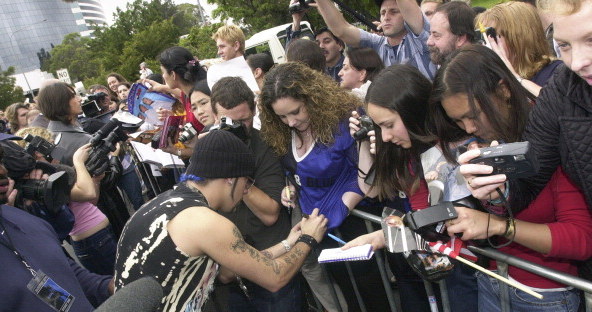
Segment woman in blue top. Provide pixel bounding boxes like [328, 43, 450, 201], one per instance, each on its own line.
[259, 61, 364, 311]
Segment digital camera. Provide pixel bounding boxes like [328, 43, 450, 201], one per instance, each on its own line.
[210, 116, 249, 142]
[468, 141, 539, 179]
[178, 123, 198, 143]
[353, 115, 374, 141]
[289, 0, 315, 14]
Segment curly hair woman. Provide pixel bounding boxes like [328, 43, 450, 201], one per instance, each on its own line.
[260, 61, 364, 311]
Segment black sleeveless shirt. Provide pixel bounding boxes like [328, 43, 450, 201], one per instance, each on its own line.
[114, 183, 218, 311]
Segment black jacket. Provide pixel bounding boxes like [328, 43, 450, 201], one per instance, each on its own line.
[510, 64, 592, 211]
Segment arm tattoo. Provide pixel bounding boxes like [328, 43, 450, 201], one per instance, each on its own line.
[229, 226, 281, 274]
[261, 250, 273, 259]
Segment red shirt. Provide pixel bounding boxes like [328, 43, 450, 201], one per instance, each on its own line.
[491, 167, 592, 288]
[181, 91, 204, 132]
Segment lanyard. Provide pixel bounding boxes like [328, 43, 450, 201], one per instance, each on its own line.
[0, 208, 37, 277]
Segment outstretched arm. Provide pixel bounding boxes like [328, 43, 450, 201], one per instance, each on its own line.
[397, 0, 425, 36]
[168, 207, 327, 292]
[314, 0, 362, 46]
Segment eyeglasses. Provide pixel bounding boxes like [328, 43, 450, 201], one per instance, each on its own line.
[245, 177, 255, 191]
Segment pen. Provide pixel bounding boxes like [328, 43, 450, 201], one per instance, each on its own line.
[328, 233, 347, 245]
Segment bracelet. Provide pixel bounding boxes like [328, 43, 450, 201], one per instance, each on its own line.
[280, 240, 291, 252]
[503, 217, 516, 238]
[177, 149, 182, 157]
[296, 234, 318, 249]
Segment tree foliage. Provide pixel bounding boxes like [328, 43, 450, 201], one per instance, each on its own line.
[45, 33, 100, 83]
[179, 22, 224, 60]
[0, 66, 25, 110]
[207, 0, 380, 34]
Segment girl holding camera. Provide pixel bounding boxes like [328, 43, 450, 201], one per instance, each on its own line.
[431, 45, 592, 311]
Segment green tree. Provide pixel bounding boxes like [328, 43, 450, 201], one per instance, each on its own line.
[0, 66, 24, 110]
[44, 33, 101, 83]
[206, 0, 380, 34]
[117, 19, 181, 81]
[179, 22, 224, 60]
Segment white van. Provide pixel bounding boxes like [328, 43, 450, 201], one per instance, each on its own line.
[244, 22, 314, 64]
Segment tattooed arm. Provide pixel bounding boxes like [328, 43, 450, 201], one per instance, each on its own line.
[218, 222, 302, 284]
[168, 207, 327, 292]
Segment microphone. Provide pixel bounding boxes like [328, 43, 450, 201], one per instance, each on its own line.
[95, 277, 163, 312]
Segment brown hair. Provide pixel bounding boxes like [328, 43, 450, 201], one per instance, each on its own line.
[37, 82, 77, 124]
[5, 103, 29, 132]
[260, 62, 362, 156]
[537, 0, 584, 15]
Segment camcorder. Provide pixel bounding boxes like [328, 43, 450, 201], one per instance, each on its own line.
[81, 92, 109, 118]
[0, 139, 70, 214]
[85, 118, 129, 176]
[468, 141, 539, 179]
[23, 134, 66, 162]
[178, 123, 198, 144]
[353, 115, 374, 141]
[289, 0, 315, 14]
[210, 116, 249, 142]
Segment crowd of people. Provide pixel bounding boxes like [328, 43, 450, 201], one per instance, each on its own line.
[1, 0, 592, 311]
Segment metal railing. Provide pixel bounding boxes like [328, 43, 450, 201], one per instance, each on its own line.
[333, 209, 592, 312]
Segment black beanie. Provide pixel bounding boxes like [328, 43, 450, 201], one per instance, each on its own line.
[186, 130, 256, 179]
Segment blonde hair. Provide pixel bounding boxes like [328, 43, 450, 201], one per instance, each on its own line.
[476, 1, 553, 79]
[14, 127, 53, 148]
[212, 25, 246, 55]
[537, 0, 585, 15]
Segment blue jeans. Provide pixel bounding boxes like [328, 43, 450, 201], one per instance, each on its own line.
[117, 163, 144, 211]
[71, 225, 117, 275]
[476, 271, 580, 312]
[445, 261, 478, 312]
[227, 277, 301, 312]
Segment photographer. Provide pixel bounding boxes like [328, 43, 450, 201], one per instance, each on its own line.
[430, 45, 592, 311]
[314, 0, 436, 78]
[0, 136, 113, 311]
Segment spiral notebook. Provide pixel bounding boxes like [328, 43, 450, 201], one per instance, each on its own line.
[318, 244, 374, 263]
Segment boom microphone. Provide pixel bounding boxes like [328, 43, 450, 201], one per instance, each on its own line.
[95, 277, 162, 312]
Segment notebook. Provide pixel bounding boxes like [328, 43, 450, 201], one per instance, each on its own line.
[318, 244, 374, 263]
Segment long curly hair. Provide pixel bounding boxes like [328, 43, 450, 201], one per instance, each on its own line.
[260, 62, 362, 156]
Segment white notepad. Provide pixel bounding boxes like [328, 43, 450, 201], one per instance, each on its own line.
[317, 244, 374, 263]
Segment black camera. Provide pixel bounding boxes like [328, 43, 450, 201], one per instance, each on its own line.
[353, 115, 374, 141]
[468, 141, 539, 179]
[14, 171, 70, 215]
[86, 118, 129, 176]
[475, 26, 498, 46]
[23, 134, 66, 162]
[81, 92, 109, 118]
[289, 0, 315, 14]
[210, 116, 249, 142]
[178, 123, 198, 143]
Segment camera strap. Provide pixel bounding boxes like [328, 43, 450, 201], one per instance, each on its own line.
[0, 207, 37, 277]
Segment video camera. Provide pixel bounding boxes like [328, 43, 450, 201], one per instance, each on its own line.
[81, 92, 109, 118]
[85, 118, 129, 176]
[468, 141, 539, 179]
[210, 116, 249, 142]
[0, 140, 70, 214]
[289, 0, 315, 14]
[353, 115, 374, 141]
[23, 134, 66, 162]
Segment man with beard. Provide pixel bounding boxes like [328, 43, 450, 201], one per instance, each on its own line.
[207, 77, 297, 311]
[315, 0, 437, 79]
[426, 1, 476, 66]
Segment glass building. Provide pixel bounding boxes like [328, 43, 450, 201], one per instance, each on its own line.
[0, 0, 106, 75]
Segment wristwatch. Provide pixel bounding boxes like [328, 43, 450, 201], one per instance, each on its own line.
[177, 148, 182, 157]
[280, 240, 291, 252]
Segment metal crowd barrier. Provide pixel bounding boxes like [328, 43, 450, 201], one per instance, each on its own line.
[335, 209, 592, 312]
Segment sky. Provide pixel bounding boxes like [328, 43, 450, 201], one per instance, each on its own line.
[101, 0, 218, 26]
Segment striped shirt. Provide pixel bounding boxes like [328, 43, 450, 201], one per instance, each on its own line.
[359, 16, 436, 80]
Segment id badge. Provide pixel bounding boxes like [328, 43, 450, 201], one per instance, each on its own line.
[26, 270, 75, 312]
